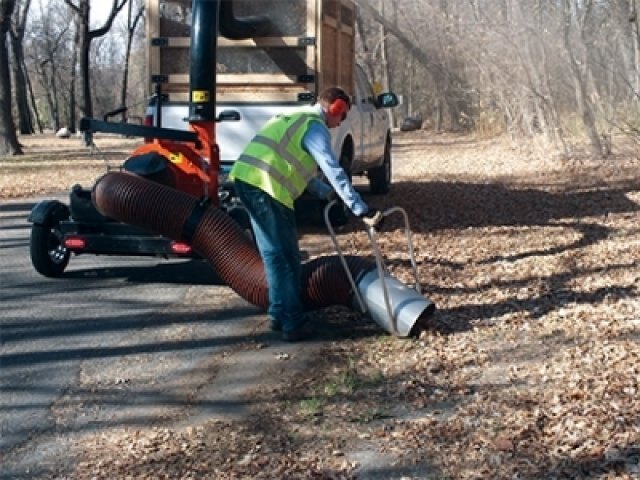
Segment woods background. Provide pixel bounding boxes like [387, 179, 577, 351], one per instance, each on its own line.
[2, 0, 640, 158]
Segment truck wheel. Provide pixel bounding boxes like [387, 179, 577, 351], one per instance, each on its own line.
[368, 138, 392, 194]
[30, 214, 70, 277]
[330, 148, 353, 226]
[228, 206, 256, 244]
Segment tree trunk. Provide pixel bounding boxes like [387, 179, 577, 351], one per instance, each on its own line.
[9, 0, 32, 135]
[68, 15, 79, 133]
[78, 3, 91, 124]
[0, 0, 22, 155]
[63, 0, 126, 140]
[354, 0, 437, 78]
[631, 0, 640, 98]
[36, 55, 61, 131]
[355, 9, 375, 80]
[562, 0, 603, 157]
[9, 34, 32, 134]
[26, 65, 43, 133]
[121, 0, 144, 122]
[378, 0, 393, 128]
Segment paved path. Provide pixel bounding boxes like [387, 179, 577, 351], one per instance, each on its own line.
[0, 196, 323, 478]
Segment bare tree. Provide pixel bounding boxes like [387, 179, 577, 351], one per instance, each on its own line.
[67, 14, 79, 132]
[562, 0, 603, 156]
[353, 0, 640, 153]
[62, 0, 126, 130]
[6, 0, 639, 157]
[120, 0, 144, 122]
[355, 11, 374, 80]
[0, 0, 21, 155]
[27, 1, 72, 132]
[354, 0, 472, 131]
[9, 0, 32, 134]
[629, 0, 640, 98]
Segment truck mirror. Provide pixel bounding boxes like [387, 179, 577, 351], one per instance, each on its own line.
[377, 92, 400, 109]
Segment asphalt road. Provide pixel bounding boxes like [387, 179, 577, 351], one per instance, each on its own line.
[0, 193, 428, 480]
[0, 195, 288, 478]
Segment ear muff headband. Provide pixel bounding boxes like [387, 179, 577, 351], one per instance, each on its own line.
[328, 98, 349, 117]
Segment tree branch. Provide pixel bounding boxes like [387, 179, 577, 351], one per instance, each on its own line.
[89, 0, 127, 39]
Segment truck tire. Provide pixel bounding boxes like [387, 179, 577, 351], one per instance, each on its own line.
[368, 137, 392, 194]
[228, 206, 256, 244]
[30, 212, 70, 277]
[330, 146, 353, 226]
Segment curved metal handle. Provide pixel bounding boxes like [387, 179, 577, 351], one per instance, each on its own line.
[363, 206, 422, 334]
[377, 206, 422, 294]
[323, 200, 367, 313]
[323, 202, 423, 331]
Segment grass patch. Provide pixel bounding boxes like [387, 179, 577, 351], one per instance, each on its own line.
[298, 397, 324, 417]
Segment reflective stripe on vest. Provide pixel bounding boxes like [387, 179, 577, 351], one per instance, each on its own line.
[230, 110, 322, 208]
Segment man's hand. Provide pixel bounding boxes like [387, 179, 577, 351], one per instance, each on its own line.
[361, 208, 384, 230]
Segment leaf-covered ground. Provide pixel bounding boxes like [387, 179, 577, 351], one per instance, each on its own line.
[0, 135, 141, 198]
[5, 131, 640, 479]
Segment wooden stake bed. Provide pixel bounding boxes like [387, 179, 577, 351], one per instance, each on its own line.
[144, 0, 356, 102]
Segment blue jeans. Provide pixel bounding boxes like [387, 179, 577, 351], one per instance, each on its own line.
[233, 180, 304, 332]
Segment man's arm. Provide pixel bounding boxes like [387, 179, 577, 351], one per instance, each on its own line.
[306, 176, 333, 199]
[302, 122, 368, 216]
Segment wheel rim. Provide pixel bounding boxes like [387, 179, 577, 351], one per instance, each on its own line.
[47, 230, 68, 265]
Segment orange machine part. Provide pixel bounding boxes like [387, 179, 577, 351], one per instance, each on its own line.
[130, 138, 218, 204]
[189, 120, 219, 202]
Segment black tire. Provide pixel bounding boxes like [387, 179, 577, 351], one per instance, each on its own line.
[330, 147, 353, 226]
[368, 137, 392, 194]
[327, 200, 349, 227]
[228, 206, 256, 244]
[30, 217, 70, 277]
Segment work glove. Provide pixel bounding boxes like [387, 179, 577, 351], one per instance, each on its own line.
[361, 208, 384, 230]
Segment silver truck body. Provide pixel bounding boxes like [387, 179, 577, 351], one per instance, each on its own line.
[147, 65, 394, 186]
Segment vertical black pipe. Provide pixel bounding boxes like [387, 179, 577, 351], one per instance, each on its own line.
[189, 0, 218, 122]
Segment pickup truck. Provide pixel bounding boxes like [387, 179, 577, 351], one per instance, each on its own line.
[147, 63, 398, 194]
[144, 0, 399, 214]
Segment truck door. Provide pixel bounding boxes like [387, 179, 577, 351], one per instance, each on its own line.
[354, 65, 381, 165]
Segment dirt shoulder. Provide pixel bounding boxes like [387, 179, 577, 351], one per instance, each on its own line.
[4, 131, 640, 479]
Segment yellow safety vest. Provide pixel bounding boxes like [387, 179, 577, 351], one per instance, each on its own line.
[229, 108, 323, 209]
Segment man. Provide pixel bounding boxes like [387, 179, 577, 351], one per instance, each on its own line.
[229, 87, 384, 341]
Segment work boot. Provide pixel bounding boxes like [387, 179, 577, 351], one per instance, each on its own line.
[269, 317, 282, 332]
[281, 316, 315, 342]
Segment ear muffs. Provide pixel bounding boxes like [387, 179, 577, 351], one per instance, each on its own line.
[328, 98, 349, 117]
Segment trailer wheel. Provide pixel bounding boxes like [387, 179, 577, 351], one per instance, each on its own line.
[368, 137, 392, 194]
[30, 213, 70, 277]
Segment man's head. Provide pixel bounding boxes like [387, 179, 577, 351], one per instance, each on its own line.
[318, 87, 351, 128]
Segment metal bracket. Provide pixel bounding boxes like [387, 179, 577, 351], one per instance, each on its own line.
[151, 37, 169, 47]
[297, 92, 314, 102]
[298, 36, 316, 46]
[151, 74, 169, 84]
[297, 74, 315, 83]
[79, 117, 200, 146]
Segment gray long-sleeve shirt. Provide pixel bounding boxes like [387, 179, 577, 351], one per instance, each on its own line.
[301, 105, 368, 216]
